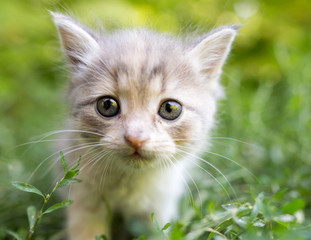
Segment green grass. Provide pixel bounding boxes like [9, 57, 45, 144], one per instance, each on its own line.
[1, 0, 311, 239]
[6, 153, 81, 240]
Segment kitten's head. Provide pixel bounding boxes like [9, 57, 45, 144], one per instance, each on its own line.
[52, 12, 237, 169]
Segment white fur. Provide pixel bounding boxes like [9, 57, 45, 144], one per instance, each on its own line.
[188, 27, 237, 99]
[51, 12, 237, 240]
[51, 12, 100, 66]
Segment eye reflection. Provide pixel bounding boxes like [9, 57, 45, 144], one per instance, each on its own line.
[158, 100, 182, 120]
[96, 97, 120, 118]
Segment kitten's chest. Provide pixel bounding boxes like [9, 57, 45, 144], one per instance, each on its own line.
[81, 167, 184, 220]
[99, 170, 164, 205]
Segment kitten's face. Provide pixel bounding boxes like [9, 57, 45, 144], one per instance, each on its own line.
[52, 13, 237, 169]
[72, 37, 213, 168]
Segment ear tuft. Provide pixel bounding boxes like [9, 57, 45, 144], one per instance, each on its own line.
[189, 26, 238, 81]
[50, 11, 100, 67]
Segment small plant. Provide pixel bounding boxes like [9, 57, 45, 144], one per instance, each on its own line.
[200, 191, 309, 240]
[94, 235, 108, 240]
[145, 190, 310, 240]
[151, 212, 172, 238]
[132, 213, 172, 240]
[7, 152, 81, 240]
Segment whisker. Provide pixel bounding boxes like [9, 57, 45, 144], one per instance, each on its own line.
[27, 141, 100, 183]
[172, 137, 263, 150]
[159, 155, 171, 181]
[84, 149, 111, 180]
[59, 143, 111, 162]
[88, 150, 108, 185]
[169, 154, 202, 212]
[208, 137, 263, 150]
[32, 129, 112, 141]
[158, 157, 165, 178]
[66, 148, 110, 199]
[79, 148, 108, 172]
[99, 151, 115, 190]
[179, 145, 259, 183]
[12, 138, 85, 149]
[163, 155, 195, 208]
[13, 129, 111, 159]
[47, 143, 110, 190]
[175, 149, 234, 200]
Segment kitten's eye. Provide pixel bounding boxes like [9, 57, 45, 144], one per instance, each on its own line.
[96, 97, 120, 118]
[158, 100, 182, 120]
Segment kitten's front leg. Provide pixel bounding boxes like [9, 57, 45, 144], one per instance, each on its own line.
[67, 184, 110, 240]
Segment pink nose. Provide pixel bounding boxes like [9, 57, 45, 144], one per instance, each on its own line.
[124, 134, 148, 149]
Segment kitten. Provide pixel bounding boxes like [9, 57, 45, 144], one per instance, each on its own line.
[51, 12, 237, 240]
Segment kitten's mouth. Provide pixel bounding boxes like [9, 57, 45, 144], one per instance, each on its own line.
[130, 150, 146, 159]
[132, 151, 141, 157]
[128, 149, 152, 162]
[120, 149, 159, 168]
[118, 147, 156, 165]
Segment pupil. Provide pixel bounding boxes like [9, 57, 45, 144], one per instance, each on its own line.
[104, 99, 111, 110]
[166, 102, 172, 113]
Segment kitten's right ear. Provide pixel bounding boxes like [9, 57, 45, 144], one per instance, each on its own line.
[50, 12, 100, 66]
[188, 26, 238, 80]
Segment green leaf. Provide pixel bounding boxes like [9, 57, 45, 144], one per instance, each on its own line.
[251, 192, 264, 218]
[64, 170, 79, 179]
[60, 151, 68, 171]
[71, 156, 82, 170]
[4, 229, 23, 240]
[95, 235, 108, 240]
[133, 236, 146, 240]
[273, 188, 288, 201]
[206, 227, 227, 240]
[150, 212, 160, 231]
[11, 181, 44, 198]
[161, 223, 171, 231]
[43, 200, 73, 215]
[58, 178, 82, 187]
[282, 199, 305, 214]
[274, 214, 295, 223]
[27, 206, 37, 229]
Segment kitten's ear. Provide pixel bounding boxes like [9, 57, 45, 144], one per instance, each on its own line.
[50, 12, 100, 67]
[188, 26, 238, 81]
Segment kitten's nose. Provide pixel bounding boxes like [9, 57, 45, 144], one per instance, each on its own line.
[124, 134, 149, 149]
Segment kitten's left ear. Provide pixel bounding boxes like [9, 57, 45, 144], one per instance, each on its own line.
[50, 11, 100, 67]
[188, 26, 239, 83]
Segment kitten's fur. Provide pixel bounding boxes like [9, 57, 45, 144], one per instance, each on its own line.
[51, 12, 237, 240]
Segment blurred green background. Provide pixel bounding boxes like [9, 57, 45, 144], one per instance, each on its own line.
[1, 0, 310, 238]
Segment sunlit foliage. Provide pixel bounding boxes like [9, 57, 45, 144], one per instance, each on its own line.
[1, 0, 310, 239]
